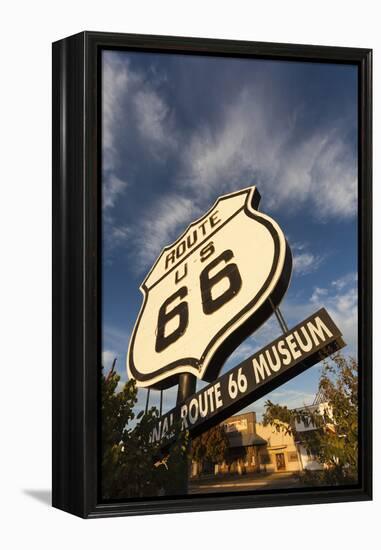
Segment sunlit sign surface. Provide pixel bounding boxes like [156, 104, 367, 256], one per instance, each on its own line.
[127, 187, 292, 388]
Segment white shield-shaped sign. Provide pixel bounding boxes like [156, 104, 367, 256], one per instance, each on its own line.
[127, 187, 292, 389]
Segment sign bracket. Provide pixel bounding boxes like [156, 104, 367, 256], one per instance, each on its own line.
[269, 297, 289, 334]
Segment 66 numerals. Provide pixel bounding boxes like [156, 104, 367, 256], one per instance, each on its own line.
[228, 368, 248, 399]
[155, 247, 242, 353]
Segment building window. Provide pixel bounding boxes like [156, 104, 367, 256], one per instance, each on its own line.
[288, 452, 298, 462]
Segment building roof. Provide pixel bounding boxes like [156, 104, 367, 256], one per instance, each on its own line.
[227, 433, 267, 448]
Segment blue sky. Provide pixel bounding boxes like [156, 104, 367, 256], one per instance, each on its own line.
[101, 49, 358, 420]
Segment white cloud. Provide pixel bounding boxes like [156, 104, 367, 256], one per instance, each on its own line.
[102, 174, 129, 252]
[102, 56, 131, 172]
[181, 86, 357, 220]
[309, 273, 358, 353]
[182, 87, 286, 198]
[102, 55, 133, 251]
[104, 225, 130, 256]
[102, 58, 357, 275]
[310, 287, 329, 303]
[270, 130, 357, 218]
[293, 251, 323, 275]
[102, 350, 117, 369]
[103, 174, 129, 210]
[332, 272, 358, 290]
[131, 194, 200, 273]
[110, 224, 129, 244]
[312, 136, 357, 218]
[134, 90, 176, 155]
[102, 54, 181, 261]
[103, 52, 176, 169]
[103, 325, 130, 358]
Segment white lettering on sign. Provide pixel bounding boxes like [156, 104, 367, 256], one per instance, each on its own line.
[164, 211, 222, 270]
[149, 309, 344, 445]
[252, 315, 333, 384]
[228, 368, 248, 399]
[149, 413, 175, 444]
[127, 186, 292, 389]
[177, 382, 224, 433]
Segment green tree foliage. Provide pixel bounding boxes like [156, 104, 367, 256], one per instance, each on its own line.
[191, 424, 229, 473]
[101, 364, 189, 499]
[263, 353, 358, 485]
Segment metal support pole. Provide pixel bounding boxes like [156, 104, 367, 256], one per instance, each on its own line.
[269, 298, 288, 335]
[145, 388, 151, 414]
[174, 373, 197, 495]
[159, 389, 163, 417]
[176, 373, 197, 405]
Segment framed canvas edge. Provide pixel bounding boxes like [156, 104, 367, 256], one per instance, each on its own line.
[52, 31, 372, 519]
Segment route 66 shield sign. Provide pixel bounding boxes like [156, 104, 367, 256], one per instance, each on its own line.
[127, 186, 292, 389]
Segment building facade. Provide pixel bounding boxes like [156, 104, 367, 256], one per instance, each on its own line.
[191, 411, 303, 477]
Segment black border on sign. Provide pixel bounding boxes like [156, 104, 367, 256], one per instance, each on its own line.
[52, 31, 372, 518]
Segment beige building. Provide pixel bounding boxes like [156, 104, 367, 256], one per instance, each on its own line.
[192, 411, 302, 477]
[255, 421, 302, 473]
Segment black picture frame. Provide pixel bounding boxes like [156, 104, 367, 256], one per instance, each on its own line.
[52, 31, 372, 518]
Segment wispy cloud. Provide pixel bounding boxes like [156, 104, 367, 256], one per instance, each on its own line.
[332, 272, 358, 291]
[103, 175, 129, 210]
[102, 55, 133, 252]
[181, 87, 357, 219]
[309, 273, 358, 352]
[131, 194, 201, 274]
[125, 86, 356, 273]
[103, 52, 176, 169]
[293, 252, 319, 274]
[102, 55, 131, 172]
[182, 87, 287, 199]
[102, 56, 357, 274]
[102, 174, 129, 253]
[102, 53, 181, 259]
[271, 129, 357, 218]
[103, 324, 130, 365]
[291, 242, 324, 276]
[134, 89, 177, 157]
